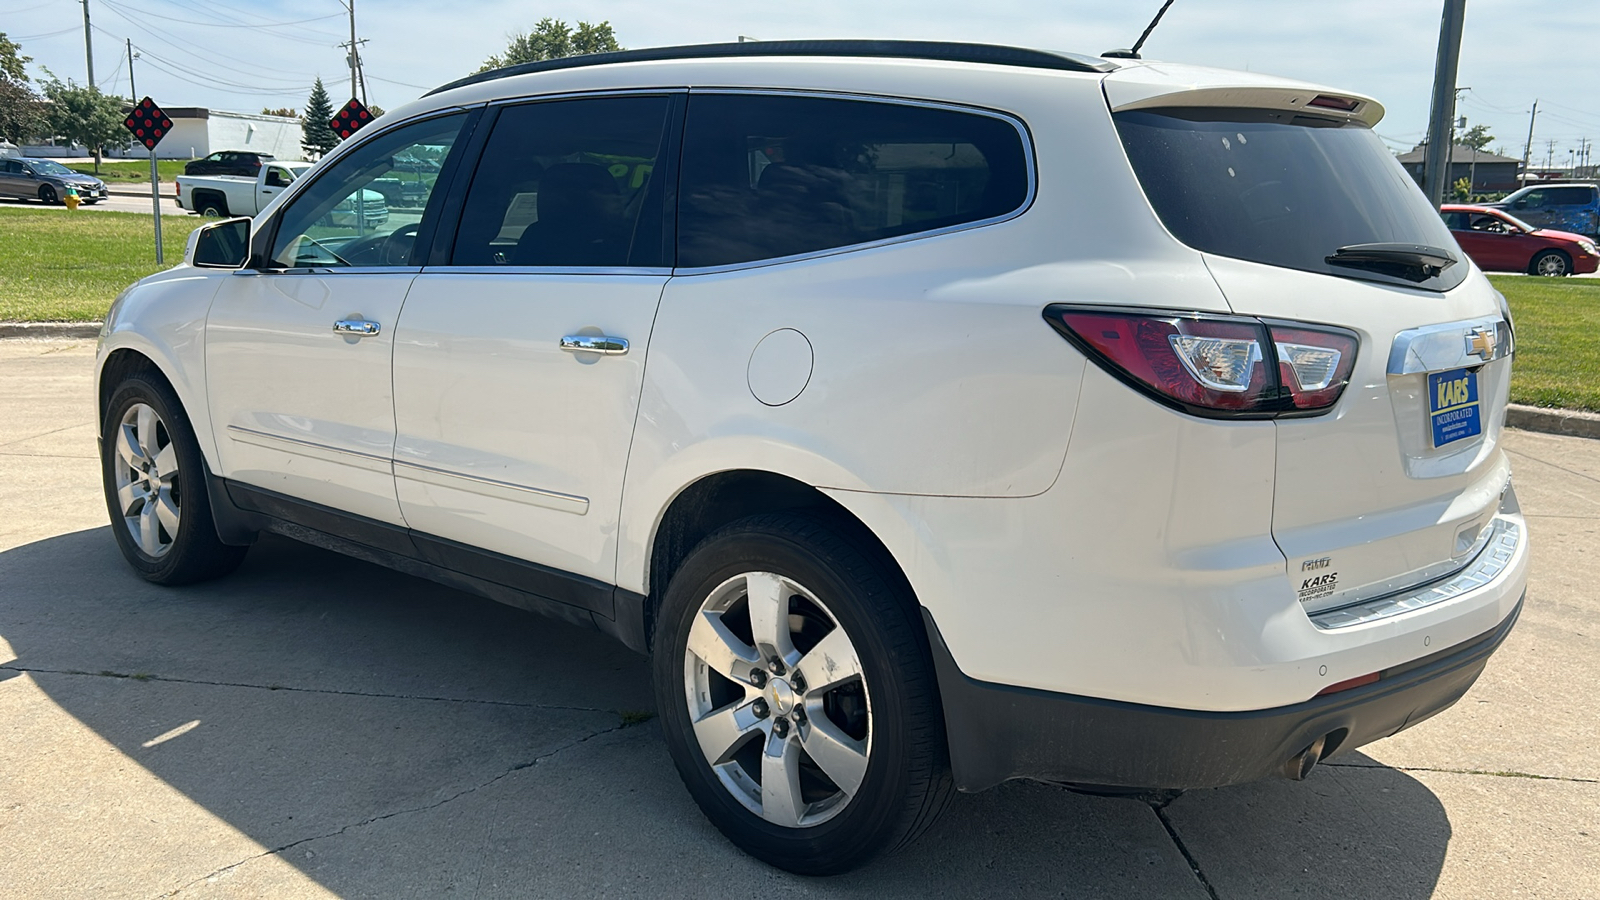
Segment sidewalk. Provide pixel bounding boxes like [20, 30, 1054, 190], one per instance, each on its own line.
[105, 182, 176, 198]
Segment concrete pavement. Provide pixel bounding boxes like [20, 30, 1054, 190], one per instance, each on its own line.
[1, 339, 1595, 899]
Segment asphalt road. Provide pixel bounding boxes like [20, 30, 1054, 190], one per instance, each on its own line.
[1, 192, 188, 216]
[1, 339, 1596, 899]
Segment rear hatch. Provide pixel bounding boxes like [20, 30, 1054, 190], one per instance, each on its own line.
[1105, 72, 1514, 612]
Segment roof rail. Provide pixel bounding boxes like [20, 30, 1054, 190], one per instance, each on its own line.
[426, 40, 1116, 97]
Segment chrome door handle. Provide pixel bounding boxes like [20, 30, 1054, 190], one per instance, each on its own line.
[333, 318, 381, 337]
[560, 335, 629, 355]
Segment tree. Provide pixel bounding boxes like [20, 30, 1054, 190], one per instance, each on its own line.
[0, 32, 45, 143]
[477, 19, 621, 73]
[39, 78, 127, 172]
[301, 78, 338, 158]
[0, 78, 45, 143]
[261, 106, 297, 118]
[1460, 123, 1495, 152]
[1, 32, 31, 83]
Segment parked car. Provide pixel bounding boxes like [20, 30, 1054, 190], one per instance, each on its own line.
[0, 157, 106, 204]
[177, 161, 389, 230]
[1488, 183, 1599, 239]
[98, 41, 1528, 875]
[1442, 204, 1599, 276]
[183, 150, 275, 178]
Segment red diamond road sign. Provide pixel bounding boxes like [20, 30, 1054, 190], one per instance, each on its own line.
[124, 97, 172, 151]
[330, 98, 373, 140]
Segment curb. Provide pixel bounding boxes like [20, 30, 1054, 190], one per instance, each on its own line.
[1506, 404, 1600, 441]
[0, 322, 102, 340]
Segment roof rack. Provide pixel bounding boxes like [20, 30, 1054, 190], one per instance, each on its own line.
[426, 40, 1116, 97]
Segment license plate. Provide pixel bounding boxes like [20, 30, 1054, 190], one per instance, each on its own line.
[1429, 368, 1482, 447]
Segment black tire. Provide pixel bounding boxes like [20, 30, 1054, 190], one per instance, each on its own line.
[38, 184, 57, 204]
[100, 372, 249, 585]
[195, 193, 228, 217]
[653, 512, 953, 874]
[1530, 249, 1571, 277]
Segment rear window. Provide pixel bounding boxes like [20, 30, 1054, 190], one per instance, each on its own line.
[1549, 186, 1597, 206]
[1115, 108, 1466, 291]
[678, 94, 1031, 268]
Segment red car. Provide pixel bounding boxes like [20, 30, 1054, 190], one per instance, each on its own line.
[1442, 204, 1599, 276]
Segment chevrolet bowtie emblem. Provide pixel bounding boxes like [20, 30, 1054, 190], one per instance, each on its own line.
[1465, 327, 1497, 361]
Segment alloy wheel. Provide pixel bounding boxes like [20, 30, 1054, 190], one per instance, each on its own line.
[112, 402, 181, 557]
[1536, 253, 1569, 276]
[683, 570, 872, 828]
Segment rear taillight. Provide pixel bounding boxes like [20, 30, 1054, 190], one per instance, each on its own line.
[1044, 305, 1358, 418]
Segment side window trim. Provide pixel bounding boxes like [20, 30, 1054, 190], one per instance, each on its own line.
[250, 106, 480, 272]
[672, 88, 1038, 275]
[423, 88, 687, 272]
[422, 106, 500, 268]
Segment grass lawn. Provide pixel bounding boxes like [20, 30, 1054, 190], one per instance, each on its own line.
[67, 159, 192, 183]
[0, 207, 203, 322]
[1490, 274, 1600, 412]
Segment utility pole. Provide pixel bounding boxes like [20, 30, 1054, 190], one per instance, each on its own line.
[347, 0, 356, 101]
[80, 0, 95, 88]
[1546, 139, 1555, 170]
[338, 0, 368, 104]
[1521, 100, 1538, 187]
[126, 38, 136, 100]
[1422, 0, 1467, 208]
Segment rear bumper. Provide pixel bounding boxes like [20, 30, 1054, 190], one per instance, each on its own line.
[928, 595, 1522, 793]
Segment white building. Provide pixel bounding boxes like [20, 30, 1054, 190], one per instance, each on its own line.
[106, 107, 305, 161]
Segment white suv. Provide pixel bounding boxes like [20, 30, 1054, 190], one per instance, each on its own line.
[96, 41, 1529, 874]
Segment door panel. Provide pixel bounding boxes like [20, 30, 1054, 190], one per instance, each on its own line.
[207, 270, 416, 524]
[204, 112, 469, 526]
[392, 274, 666, 587]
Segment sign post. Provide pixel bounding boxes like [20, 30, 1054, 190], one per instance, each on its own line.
[123, 97, 172, 264]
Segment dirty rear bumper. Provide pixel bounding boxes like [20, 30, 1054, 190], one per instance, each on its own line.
[926, 596, 1522, 793]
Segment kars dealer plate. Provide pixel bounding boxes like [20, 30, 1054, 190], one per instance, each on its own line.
[1429, 367, 1482, 447]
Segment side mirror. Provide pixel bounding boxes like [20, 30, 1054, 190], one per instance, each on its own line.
[190, 217, 252, 269]
[1512, 200, 1526, 209]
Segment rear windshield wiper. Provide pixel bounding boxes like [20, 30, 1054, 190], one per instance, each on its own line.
[1325, 243, 1457, 282]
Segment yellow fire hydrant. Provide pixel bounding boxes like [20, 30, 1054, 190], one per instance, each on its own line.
[63, 184, 81, 211]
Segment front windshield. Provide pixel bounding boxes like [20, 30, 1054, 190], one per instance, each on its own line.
[1116, 107, 1467, 292]
[29, 160, 75, 176]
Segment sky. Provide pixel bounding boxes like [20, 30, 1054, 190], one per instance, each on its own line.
[5, 0, 1598, 166]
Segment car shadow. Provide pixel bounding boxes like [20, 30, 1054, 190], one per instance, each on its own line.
[0, 528, 1451, 898]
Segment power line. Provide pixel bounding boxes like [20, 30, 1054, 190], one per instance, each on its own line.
[0, 1, 68, 14]
[12, 26, 79, 40]
[366, 74, 430, 91]
[95, 1, 343, 30]
[90, 17, 313, 86]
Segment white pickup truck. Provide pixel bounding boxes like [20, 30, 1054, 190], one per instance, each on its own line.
[176, 160, 388, 225]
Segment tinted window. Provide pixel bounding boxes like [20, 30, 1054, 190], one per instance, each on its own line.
[269, 113, 465, 268]
[677, 94, 1030, 268]
[1517, 190, 1549, 208]
[1550, 187, 1595, 205]
[450, 95, 671, 268]
[1116, 108, 1466, 291]
[1441, 211, 1469, 230]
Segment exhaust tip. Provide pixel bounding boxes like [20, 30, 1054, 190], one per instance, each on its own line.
[1284, 734, 1328, 781]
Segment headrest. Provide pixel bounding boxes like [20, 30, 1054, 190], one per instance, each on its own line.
[538, 163, 619, 221]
